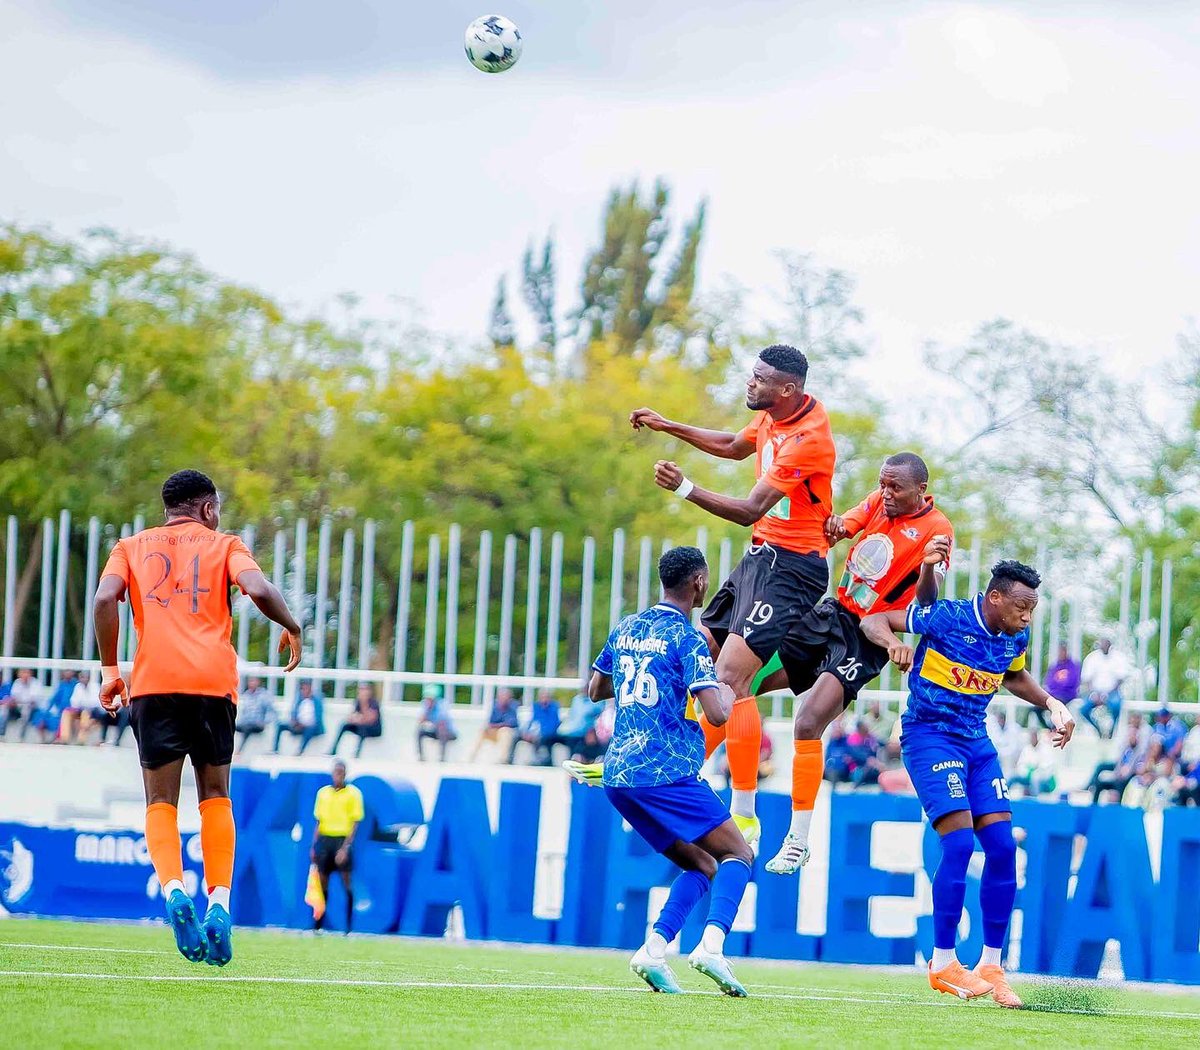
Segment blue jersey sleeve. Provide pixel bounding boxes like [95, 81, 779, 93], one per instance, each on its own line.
[592, 628, 617, 676]
[677, 630, 719, 693]
[905, 599, 958, 639]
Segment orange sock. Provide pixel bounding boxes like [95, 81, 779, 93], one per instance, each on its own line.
[145, 802, 184, 889]
[792, 739, 824, 811]
[700, 712, 727, 759]
[198, 797, 236, 892]
[726, 697, 762, 792]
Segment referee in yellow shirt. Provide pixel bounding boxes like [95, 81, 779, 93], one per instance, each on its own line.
[311, 759, 364, 932]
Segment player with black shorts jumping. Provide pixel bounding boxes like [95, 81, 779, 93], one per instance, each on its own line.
[629, 344, 836, 843]
[761, 452, 954, 874]
[93, 469, 302, 964]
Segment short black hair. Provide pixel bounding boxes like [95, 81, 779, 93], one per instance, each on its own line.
[758, 344, 809, 384]
[987, 560, 1042, 595]
[659, 545, 708, 591]
[161, 469, 217, 511]
[884, 451, 929, 485]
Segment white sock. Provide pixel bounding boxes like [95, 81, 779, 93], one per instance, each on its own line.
[163, 879, 185, 898]
[787, 809, 813, 843]
[701, 924, 726, 955]
[979, 945, 1002, 967]
[207, 886, 231, 913]
[931, 947, 957, 970]
[644, 931, 668, 959]
[730, 789, 757, 819]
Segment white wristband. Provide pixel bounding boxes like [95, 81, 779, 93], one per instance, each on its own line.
[101, 665, 120, 682]
[675, 477, 694, 500]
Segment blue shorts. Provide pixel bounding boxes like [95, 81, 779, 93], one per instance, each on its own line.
[604, 776, 730, 853]
[901, 723, 1010, 825]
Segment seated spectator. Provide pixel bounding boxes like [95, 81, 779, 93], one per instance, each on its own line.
[1079, 637, 1129, 738]
[273, 679, 325, 755]
[1009, 729, 1058, 797]
[1172, 721, 1200, 806]
[1152, 707, 1188, 759]
[859, 699, 895, 744]
[1122, 738, 1176, 810]
[4, 668, 42, 739]
[824, 721, 857, 785]
[416, 685, 457, 761]
[330, 683, 383, 758]
[508, 690, 561, 766]
[470, 687, 519, 761]
[846, 719, 881, 787]
[58, 670, 99, 744]
[712, 710, 775, 787]
[577, 698, 615, 762]
[1039, 645, 1081, 729]
[988, 709, 1025, 779]
[28, 670, 77, 743]
[235, 676, 275, 754]
[1089, 724, 1146, 804]
[548, 691, 603, 763]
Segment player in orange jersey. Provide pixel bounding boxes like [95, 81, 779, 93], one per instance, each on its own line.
[762, 452, 953, 874]
[630, 345, 836, 845]
[93, 469, 303, 965]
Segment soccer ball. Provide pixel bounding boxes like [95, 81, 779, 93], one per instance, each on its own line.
[464, 15, 522, 74]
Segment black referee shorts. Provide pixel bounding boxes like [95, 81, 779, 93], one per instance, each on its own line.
[129, 694, 236, 770]
[314, 835, 352, 876]
[778, 597, 890, 704]
[700, 541, 828, 662]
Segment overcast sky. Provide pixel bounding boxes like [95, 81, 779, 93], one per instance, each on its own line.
[2, 0, 1197, 402]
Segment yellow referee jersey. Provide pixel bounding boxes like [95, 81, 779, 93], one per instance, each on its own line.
[314, 784, 365, 837]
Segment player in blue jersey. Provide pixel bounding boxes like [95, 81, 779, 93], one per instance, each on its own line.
[588, 546, 755, 997]
[861, 560, 1075, 1009]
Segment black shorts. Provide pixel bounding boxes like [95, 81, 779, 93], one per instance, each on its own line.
[129, 694, 236, 770]
[700, 541, 829, 662]
[314, 835, 352, 875]
[778, 597, 889, 704]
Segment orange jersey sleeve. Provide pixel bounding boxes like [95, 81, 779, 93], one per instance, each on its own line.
[100, 540, 131, 585]
[118, 523, 263, 701]
[840, 491, 881, 537]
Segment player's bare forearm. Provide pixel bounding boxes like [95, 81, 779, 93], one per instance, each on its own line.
[93, 576, 126, 666]
[695, 684, 733, 727]
[860, 609, 909, 650]
[684, 480, 783, 527]
[1002, 670, 1051, 708]
[344, 821, 358, 849]
[914, 563, 942, 607]
[587, 670, 614, 701]
[630, 409, 754, 460]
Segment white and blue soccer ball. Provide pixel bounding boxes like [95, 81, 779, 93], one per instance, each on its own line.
[464, 15, 522, 74]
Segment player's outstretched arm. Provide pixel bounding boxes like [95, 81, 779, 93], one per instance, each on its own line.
[1003, 669, 1075, 749]
[587, 670, 615, 702]
[237, 570, 304, 672]
[694, 682, 734, 727]
[654, 461, 784, 526]
[914, 535, 952, 607]
[93, 575, 130, 711]
[860, 609, 915, 672]
[630, 408, 754, 461]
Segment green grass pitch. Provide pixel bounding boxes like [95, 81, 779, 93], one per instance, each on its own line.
[1, 919, 1196, 1048]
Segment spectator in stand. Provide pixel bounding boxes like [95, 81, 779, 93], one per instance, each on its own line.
[470, 687, 520, 761]
[4, 669, 43, 739]
[1009, 729, 1059, 797]
[858, 699, 895, 744]
[58, 670, 99, 744]
[1040, 645, 1081, 729]
[1123, 738, 1176, 810]
[824, 720, 858, 785]
[273, 679, 325, 755]
[548, 691, 602, 763]
[235, 676, 275, 754]
[845, 719, 879, 786]
[28, 670, 77, 742]
[1172, 721, 1200, 806]
[988, 708, 1026, 779]
[1089, 724, 1146, 804]
[1079, 637, 1130, 738]
[578, 698, 615, 762]
[508, 690, 561, 766]
[330, 683, 383, 759]
[416, 685, 457, 762]
[1152, 706, 1188, 760]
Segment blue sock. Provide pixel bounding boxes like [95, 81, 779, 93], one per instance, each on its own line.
[652, 869, 710, 943]
[932, 828, 975, 950]
[976, 821, 1018, 952]
[705, 858, 752, 935]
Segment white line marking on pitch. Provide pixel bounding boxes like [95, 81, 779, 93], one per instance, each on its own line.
[2, 969, 1198, 1021]
[0, 942, 171, 957]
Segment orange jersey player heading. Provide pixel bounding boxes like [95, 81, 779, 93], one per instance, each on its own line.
[837, 490, 955, 616]
[101, 522, 261, 701]
[740, 396, 836, 557]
